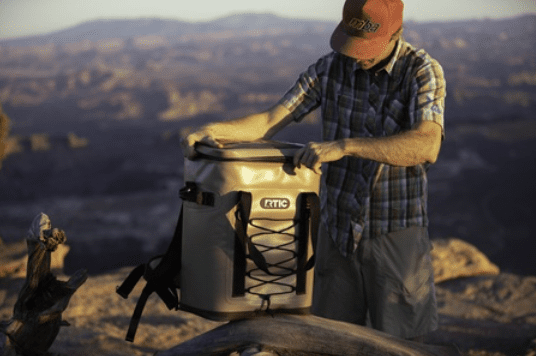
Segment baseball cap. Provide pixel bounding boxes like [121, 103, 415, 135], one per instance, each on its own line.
[331, 0, 404, 60]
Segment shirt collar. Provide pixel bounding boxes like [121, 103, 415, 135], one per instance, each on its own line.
[383, 39, 403, 76]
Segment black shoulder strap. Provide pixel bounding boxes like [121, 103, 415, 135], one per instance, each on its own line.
[115, 264, 145, 299]
[146, 207, 184, 284]
[296, 193, 320, 294]
[116, 207, 184, 342]
[304, 192, 320, 271]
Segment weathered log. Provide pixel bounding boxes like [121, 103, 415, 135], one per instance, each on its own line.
[0, 213, 88, 356]
[157, 314, 460, 356]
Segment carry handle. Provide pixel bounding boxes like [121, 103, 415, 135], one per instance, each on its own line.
[193, 141, 302, 163]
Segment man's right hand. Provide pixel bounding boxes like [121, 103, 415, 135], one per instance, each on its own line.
[179, 104, 294, 159]
[180, 127, 223, 160]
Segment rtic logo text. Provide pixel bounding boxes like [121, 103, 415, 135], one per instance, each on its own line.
[261, 198, 290, 209]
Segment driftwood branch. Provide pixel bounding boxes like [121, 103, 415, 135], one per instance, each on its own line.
[0, 213, 88, 356]
[157, 314, 460, 356]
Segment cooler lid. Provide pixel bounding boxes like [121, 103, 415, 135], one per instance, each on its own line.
[194, 140, 303, 162]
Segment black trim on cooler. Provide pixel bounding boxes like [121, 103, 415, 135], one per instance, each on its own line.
[179, 303, 311, 322]
[179, 182, 215, 206]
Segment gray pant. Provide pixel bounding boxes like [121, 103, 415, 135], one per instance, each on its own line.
[311, 224, 438, 339]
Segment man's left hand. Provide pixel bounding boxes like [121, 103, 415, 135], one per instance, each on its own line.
[293, 141, 345, 174]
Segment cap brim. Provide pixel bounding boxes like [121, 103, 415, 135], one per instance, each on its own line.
[330, 22, 390, 60]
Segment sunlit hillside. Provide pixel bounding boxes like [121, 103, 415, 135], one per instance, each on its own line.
[0, 14, 534, 132]
[0, 14, 535, 277]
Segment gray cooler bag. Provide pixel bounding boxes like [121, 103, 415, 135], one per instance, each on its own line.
[117, 141, 320, 342]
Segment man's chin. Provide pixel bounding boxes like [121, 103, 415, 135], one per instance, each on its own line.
[359, 64, 374, 70]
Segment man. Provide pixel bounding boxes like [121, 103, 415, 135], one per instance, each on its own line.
[182, 0, 445, 341]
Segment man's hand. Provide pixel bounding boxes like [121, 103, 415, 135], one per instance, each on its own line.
[180, 127, 222, 159]
[293, 141, 345, 174]
[179, 105, 295, 159]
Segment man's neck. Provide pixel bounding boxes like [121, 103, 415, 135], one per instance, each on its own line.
[369, 39, 399, 74]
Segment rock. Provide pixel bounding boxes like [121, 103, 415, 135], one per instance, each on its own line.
[432, 273, 536, 355]
[525, 339, 536, 356]
[436, 273, 536, 324]
[67, 132, 89, 149]
[0, 239, 27, 279]
[431, 238, 500, 283]
[29, 133, 51, 151]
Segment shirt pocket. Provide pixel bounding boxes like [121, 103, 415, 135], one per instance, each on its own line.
[382, 98, 408, 136]
[336, 94, 373, 137]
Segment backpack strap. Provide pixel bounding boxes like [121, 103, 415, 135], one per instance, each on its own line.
[115, 264, 145, 299]
[296, 192, 320, 294]
[116, 206, 184, 342]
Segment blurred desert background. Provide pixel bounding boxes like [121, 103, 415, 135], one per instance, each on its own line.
[1, 7, 536, 356]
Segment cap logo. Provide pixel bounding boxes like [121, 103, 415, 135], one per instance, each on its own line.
[347, 18, 381, 33]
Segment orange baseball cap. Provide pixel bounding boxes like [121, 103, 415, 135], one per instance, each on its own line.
[331, 0, 404, 60]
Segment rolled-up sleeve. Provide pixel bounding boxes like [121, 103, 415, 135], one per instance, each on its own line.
[278, 57, 324, 122]
[410, 58, 446, 138]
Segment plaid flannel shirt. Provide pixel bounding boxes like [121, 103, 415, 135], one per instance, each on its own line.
[278, 39, 446, 257]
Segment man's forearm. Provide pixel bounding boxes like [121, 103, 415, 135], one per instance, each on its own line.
[340, 121, 442, 166]
[182, 104, 293, 158]
[201, 105, 293, 143]
[202, 112, 272, 143]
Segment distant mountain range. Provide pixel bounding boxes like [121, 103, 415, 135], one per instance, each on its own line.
[3, 12, 535, 47]
[0, 14, 337, 47]
[0, 13, 535, 132]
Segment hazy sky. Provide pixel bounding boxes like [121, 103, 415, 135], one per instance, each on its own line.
[1, 0, 535, 40]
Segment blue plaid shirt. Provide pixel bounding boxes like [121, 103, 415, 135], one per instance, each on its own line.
[278, 39, 446, 257]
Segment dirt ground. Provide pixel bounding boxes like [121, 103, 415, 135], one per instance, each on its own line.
[1, 239, 536, 356]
